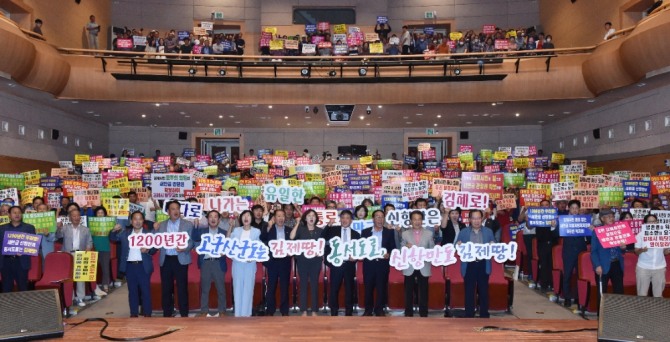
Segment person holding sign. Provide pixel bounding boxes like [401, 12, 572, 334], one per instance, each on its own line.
[57, 207, 94, 307]
[192, 210, 228, 317]
[560, 200, 589, 308]
[323, 210, 360, 316]
[35, 203, 57, 265]
[261, 209, 292, 316]
[110, 211, 154, 317]
[0, 206, 36, 292]
[456, 210, 495, 318]
[290, 210, 324, 316]
[634, 214, 670, 297]
[229, 210, 261, 317]
[590, 209, 627, 310]
[400, 210, 435, 317]
[91, 207, 118, 294]
[157, 200, 194, 318]
[440, 209, 465, 245]
[361, 210, 396, 316]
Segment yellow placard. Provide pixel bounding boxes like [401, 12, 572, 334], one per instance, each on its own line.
[333, 24, 347, 34]
[106, 177, 130, 194]
[513, 158, 529, 169]
[102, 198, 130, 217]
[369, 42, 384, 54]
[528, 182, 552, 197]
[449, 32, 463, 41]
[304, 173, 323, 181]
[560, 172, 580, 184]
[551, 153, 565, 165]
[587, 167, 604, 175]
[112, 166, 129, 176]
[269, 40, 284, 50]
[74, 154, 90, 165]
[20, 187, 44, 206]
[359, 156, 373, 165]
[263, 27, 277, 35]
[275, 150, 289, 158]
[493, 151, 509, 161]
[127, 180, 143, 189]
[73, 251, 98, 282]
[21, 170, 40, 185]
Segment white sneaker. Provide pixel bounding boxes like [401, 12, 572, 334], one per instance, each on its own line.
[114, 281, 122, 288]
[206, 312, 220, 318]
[91, 295, 101, 301]
[94, 287, 108, 296]
[76, 300, 86, 307]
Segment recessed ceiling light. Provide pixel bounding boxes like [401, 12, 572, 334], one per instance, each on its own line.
[473, 114, 480, 117]
[209, 123, 213, 126]
[86, 111, 94, 114]
[433, 123, 438, 127]
[141, 114, 146, 118]
[235, 121, 241, 124]
[466, 121, 472, 124]
[71, 101, 79, 104]
[359, 116, 364, 120]
[115, 121, 122, 125]
[284, 116, 289, 119]
[458, 114, 466, 117]
[185, 115, 190, 118]
[287, 123, 291, 126]
[403, 116, 409, 119]
[563, 111, 571, 114]
[497, 102, 503, 105]
[179, 111, 186, 115]
[268, 105, 273, 109]
[416, 113, 423, 116]
[417, 104, 424, 107]
[377, 116, 382, 119]
[637, 82, 646, 87]
[587, 99, 596, 103]
[93, 114, 100, 117]
[219, 115, 223, 118]
[548, 114, 555, 117]
[482, 113, 489, 117]
[155, 103, 160, 107]
[538, 120, 544, 123]
[515, 113, 520, 117]
[326, 123, 330, 126]
[195, 121, 201, 124]
[366, 123, 370, 126]
[377, 105, 382, 109]
[229, 115, 235, 118]
[491, 103, 496, 106]
[304, 116, 311, 119]
[406, 122, 412, 124]
[437, 114, 442, 118]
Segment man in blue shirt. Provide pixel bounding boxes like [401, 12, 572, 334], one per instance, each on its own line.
[0, 206, 36, 292]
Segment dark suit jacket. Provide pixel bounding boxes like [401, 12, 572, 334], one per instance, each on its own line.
[0, 222, 36, 271]
[322, 225, 361, 268]
[482, 217, 500, 234]
[361, 227, 396, 266]
[109, 228, 154, 275]
[260, 224, 292, 263]
[440, 220, 465, 246]
[191, 227, 228, 272]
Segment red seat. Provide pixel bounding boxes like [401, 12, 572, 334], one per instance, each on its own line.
[489, 262, 513, 312]
[515, 231, 526, 272]
[386, 267, 405, 309]
[501, 224, 512, 244]
[664, 255, 670, 298]
[531, 238, 539, 282]
[110, 243, 118, 285]
[54, 241, 62, 252]
[28, 255, 42, 283]
[35, 252, 74, 309]
[623, 253, 638, 296]
[253, 263, 266, 308]
[577, 251, 610, 314]
[428, 265, 446, 311]
[150, 251, 162, 310]
[552, 244, 563, 297]
[445, 259, 465, 312]
[356, 261, 365, 308]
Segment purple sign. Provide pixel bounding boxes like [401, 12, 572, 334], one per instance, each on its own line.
[40, 177, 61, 190]
[381, 195, 408, 209]
[558, 215, 592, 237]
[2, 231, 42, 256]
[347, 175, 371, 191]
[525, 168, 541, 183]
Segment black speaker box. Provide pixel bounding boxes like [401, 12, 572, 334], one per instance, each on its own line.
[0, 289, 64, 341]
[178, 131, 187, 140]
[598, 294, 670, 342]
[593, 128, 601, 139]
[460, 131, 469, 140]
[51, 129, 59, 140]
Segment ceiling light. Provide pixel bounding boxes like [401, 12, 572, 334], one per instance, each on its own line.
[300, 68, 310, 77]
[587, 99, 596, 103]
[209, 123, 213, 126]
[304, 116, 311, 119]
[284, 116, 289, 119]
[326, 123, 330, 126]
[359, 115, 365, 120]
[188, 67, 196, 76]
[141, 114, 146, 118]
[155, 103, 160, 107]
[457, 114, 466, 117]
[287, 123, 291, 126]
[71, 101, 79, 104]
[229, 115, 235, 118]
[218, 69, 227, 76]
[195, 121, 201, 124]
[115, 121, 122, 125]
[491, 103, 496, 106]
[433, 123, 438, 126]
[563, 111, 571, 114]
[86, 111, 94, 114]
[235, 121, 241, 124]
[538, 120, 544, 123]
[93, 114, 100, 117]
[268, 105, 273, 109]
[548, 114, 555, 117]
[403, 116, 409, 119]
[466, 121, 472, 124]
[179, 112, 186, 115]
[185, 115, 190, 118]
[454, 68, 461, 76]
[378, 105, 382, 109]
[219, 115, 223, 118]
[437, 115, 442, 118]
[515, 113, 520, 117]
[417, 104, 424, 107]
[416, 113, 423, 116]
[406, 122, 412, 124]
[366, 123, 370, 126]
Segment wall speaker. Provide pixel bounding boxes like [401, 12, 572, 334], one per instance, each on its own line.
[178, 131, 187, 140]
[598, 294, 670, 342]
[460, 131, 469, 140]
[0, 289, 64, 341]
[593, 128, 600, 139]
[51, 129, 59, 140]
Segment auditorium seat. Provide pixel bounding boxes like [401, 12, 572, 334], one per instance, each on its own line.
[515, 231, 526, 274]
[54, 241, 62, 252]
[664, 255, 670, 298]
[489, 262, 513, 312]
[254, 263, 266, 309]
[35, 252, 74, 309]
[28, 255, 42, 284]
[445, 259, 464, 315]
[531, 238, 539, 282]
[356, 260, 365, 308]
[577, 251, 610, 314]
[150, 251, 162, 311]
[623, 253, 638, 296]
[551, 244, 563, 297]
[501, 223, 512, 244]
[427, 265, 446, 311]
[386, 267, 405, 309]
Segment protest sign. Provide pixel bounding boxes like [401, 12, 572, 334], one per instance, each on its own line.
[162, 200, 203, 219]
[390, 241, 517, 271]
[650, 210, 670, 224]
[442, 191, 489, 210]
[196, 234, 269, 262]
[622, 180, 651, 199]
[651, 175, 670, 193]
[0, 188, 18, 204]
[594, 221, 636, 248]
[23, 211, 57, 235]
[527, 207, 557, 227]
[385, 208, 441, 228]
[20, 187, 43, 207]
[73, 188, 101, 207]
[455, 242, 518, 263]
[316, 209, 340, 228]
[2, 231, 41, 256]
[503, 173, 525, 188]
[639, 224, 670, 249]
[263, 183, 305, 205]
[351, 219, 374, 233]
[599, 187, 624, 207]
[128, 232, 190, 250]
[326, 236, 387, 267]
[381, 195, 409, 210]
[352, 194, 375, 207]
[0, 174, 25, 190]
[88, 217, 116, 237]
[202, 196, 250, 213]
[431, 178, 460, 197]
[551, 153, 565, 164]
[21, 170, 40, 186]
[629, 208, 650, 220]
[269, 238, 326, 259]
[571, 189, 599, 209]
[102, 198, 129, 217]
[74, 154, 90, 165]
[495, 194, 517, 210]
[460, 172, 503, 200]
[400, 180, 428, 202]
[558, 215, 592, 237]
[151, 173, 194, 200]
[73, 251, 98, 282]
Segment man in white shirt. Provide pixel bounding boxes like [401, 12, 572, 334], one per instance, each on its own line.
[56, 207, 94, 307]
[634, 214, 670, 297]
[86, 15, 101, 49]
[604, 21, 616, 40]
[401, 26, 412, 55]
[323, 210, 360, 316]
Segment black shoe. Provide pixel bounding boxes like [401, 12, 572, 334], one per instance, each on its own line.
[281, 313, 289, 316]
[375, 312, 385, 317]
[361, 311, 373, 316]
[345, 311, 353, 316]
[563, 299, 572, 307]
[130, 315, 138, 318]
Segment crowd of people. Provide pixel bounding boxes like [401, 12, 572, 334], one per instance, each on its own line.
[0, 146, 668, 320]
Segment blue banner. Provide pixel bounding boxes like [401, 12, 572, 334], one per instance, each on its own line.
[534, 157, 549, 168]
[558, 215, 592, 237]
[381, 195, 409, 209]
[305, 24, 317, 34]
[347, 175, 371, 191]
[40, 177, 61, 190]
[376, 16, 388, 24]
[527, 207, 557, 227]
[182, 148, 195, 158]
[622, 180, 651, 199]
[525, 168, 541, 182]
[404, 155, 417, 165]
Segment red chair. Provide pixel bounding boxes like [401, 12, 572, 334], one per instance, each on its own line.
[623, 253, 638, 296]
[386, 267, 405, 309]
[428, 265, 446, 311]
[110, 244, 118, 285]
[576, 251, 610, 314]
[253, 263, 266, 308]
[445, 259, 465, 314]
[28, 255, 42, 284]
[515, 231, 526, 273]
[489, 262, 513, 312]
[150, 251, 162, 310]
[501, 224, 512, 244]
[664, 255, 670, 298]
[35, 252, 74, 310]
[552, 245, 563, 297]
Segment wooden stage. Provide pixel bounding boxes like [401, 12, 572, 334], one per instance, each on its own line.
[54, 317, 598, 341]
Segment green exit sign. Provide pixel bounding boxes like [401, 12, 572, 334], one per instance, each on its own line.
[213, 128, 224, 136]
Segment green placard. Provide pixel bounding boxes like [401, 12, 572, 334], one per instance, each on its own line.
[222, 178, 239, 190]
[0, 174, 25, 190]
[156, 210, 169, 223]
[366, 205, 381, 219]
[303, 181, 326, 198]
[503, 173, 526, 188]
[376, 160, 394, 170]
[480, 149, 493, 164]
[23, 211, 57, 235]
[238, 185, 262, 200]
[598, 186, 624, 207]
[100, 188, 121, 200]
[88, 217, 117, 237]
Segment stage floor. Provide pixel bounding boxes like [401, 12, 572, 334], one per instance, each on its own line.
[54, 317, 598, 341]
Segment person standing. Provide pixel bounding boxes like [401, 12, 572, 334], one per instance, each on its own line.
[591, 209, 626, 309]
[229, 210, 261, 317]
[56, 207, 94, 307]
[157, 200, 194, 318]
[261, 209, 292, 316]
[361, 210, 396, 316]
[110, 211, 153, 317]
[604, 21, 616, 40]
[85, 15, 101, 50]
[634, 214, 669, 297]
[0, 206, 36, 292]
[192, 210, 228, 317]
[290, 210, 323, 316]
[401, 210, 434, 317]
[235, 33, 245, 55]
[534, 199, 558, 291]
[323, 210, 360, 316]
[32, 19, 43, 36]
[440, 208, 465, 245]
[457, 210, 495, 318]
[560, 200, 588, 307]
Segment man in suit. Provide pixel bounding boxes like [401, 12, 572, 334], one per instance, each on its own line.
[361, 210, 396, 316]
[561, 200, 587, 307]
[457, 209, 495, 318]
[192, 210, 228, 317]
[482, 207, 501, 242]
[591, 208, 626, 310]
[157, 200, 194, 318]
[110, 211, 154, 317]
[56, 206, 93, 307]
[0, 206, 36, 292]
[323, 210, 360, 316]
[401, 210, 435, 317]
[260, 209, 292, 316]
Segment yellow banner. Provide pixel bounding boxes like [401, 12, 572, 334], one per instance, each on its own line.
[21, 187, 44, 207]
[275, 150, 289, 158]
[551, 153, 565, 165]
[493, 151, 509, 161]
[332, 24, 347, 34]
[369, 42, 384, 54]
[359, 156, 373, 165]
[73, 251, 98, 282]
[106, 177, 130, 194]
[74, 154, 90, 165]
[102, 198, 130, 217]
[21, 170, 40, 185]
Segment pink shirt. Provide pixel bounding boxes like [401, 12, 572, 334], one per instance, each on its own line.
[413, 229, 422, 245]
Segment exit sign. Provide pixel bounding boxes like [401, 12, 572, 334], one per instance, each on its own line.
[213, 128, 224, 136]
[425, 128, 435, 135]
[424, 11, 436, 19]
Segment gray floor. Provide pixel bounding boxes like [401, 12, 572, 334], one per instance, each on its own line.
[73, 280, 589, 320]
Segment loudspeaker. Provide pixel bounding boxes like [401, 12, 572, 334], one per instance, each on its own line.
[593, 128, 600, 140]
[598, 294, 670, 342]
[178, 131, 187, 140]
[0, 289, 64, 341]
[460, 131, 469, 140]
[51, 129, 59, 140]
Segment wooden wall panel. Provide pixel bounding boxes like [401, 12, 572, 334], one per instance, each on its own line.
[589, 152, 670, 175]
[0, 155, 58, 174]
